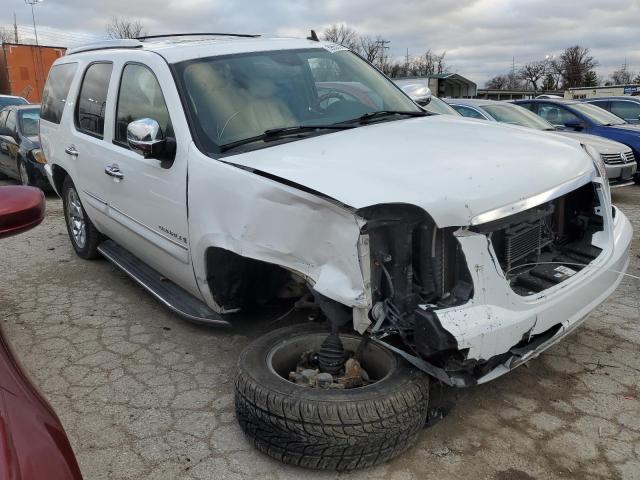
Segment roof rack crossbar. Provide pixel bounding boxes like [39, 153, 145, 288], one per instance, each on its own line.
[137, 33, 260, 40]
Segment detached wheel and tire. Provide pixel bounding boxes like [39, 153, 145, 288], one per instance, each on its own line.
[235, 323, 430, 471]
[61, 176, 101, 259]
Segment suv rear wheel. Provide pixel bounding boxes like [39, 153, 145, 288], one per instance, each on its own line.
[235, 323, 430, 470]
[62, 176, 101, 259]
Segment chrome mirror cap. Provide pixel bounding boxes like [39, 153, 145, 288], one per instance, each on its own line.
[127, 118, 164, 157]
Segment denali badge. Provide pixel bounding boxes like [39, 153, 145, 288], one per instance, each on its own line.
[158, 225, 188, 244]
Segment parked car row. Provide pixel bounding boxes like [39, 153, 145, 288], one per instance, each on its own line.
[445, 98, 636, 187]
[395, 82, 640, 186]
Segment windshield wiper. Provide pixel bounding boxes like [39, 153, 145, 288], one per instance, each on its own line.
[219, 124, 355, 152]
[341, 110, 430, 125]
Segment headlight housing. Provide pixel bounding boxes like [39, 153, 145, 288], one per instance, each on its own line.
[581, 143, 606, 178]
[31, 148, 46, 165]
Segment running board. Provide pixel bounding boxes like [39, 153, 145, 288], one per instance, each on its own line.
[97, 240, 230, 327]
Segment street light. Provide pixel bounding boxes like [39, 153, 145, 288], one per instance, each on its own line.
[24, 0, 45, 97]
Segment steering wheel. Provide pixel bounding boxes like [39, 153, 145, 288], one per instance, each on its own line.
[314, 91, 361, 111]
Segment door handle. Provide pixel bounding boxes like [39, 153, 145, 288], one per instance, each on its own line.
[65, 145, 79, 157]
[104, 164, 124, 180]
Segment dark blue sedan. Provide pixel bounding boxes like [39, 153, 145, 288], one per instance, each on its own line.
[0, 105, 50, 190]
[513, 99, 640, 182]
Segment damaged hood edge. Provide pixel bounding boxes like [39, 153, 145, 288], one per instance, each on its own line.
[221, 116, 597, 227]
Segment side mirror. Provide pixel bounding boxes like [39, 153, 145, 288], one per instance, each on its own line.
[0, 186, 45, 240]
[127, 118, 175, 160]
[564, 120, 583, 131]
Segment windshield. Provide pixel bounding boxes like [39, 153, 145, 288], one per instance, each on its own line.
[18, 108, 41, 136]
[174, 48, 420, 153]
[425, 96, 459, 115]
[570, 102, 627, 126]
[482, 104, 554, 130]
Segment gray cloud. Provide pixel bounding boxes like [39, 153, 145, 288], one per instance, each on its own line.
[2, 0, 639, 85]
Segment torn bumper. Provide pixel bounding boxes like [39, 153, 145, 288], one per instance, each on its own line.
[435, 205, 632, 384]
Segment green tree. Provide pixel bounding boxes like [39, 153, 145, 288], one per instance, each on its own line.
[542, 73, 556, 91]
[583, 70, 598, 87]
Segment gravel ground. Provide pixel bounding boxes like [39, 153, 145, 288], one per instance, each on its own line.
[1, 179, 639, 480]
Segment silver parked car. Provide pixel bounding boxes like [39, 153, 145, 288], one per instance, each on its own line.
[446, 98, 637, 187]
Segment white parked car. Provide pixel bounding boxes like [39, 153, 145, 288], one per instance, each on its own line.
[39, 34, 632, 471]
[445, 98, 637, 187]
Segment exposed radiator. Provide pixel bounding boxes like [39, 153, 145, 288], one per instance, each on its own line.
[503, 220, 551, 273]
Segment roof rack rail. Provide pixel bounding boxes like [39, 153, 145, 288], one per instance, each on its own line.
[67, 39, 143, 55]
[137, 33, 260, 40]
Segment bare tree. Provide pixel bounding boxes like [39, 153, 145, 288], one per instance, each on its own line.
[610, 64, 635, 85]
[634, 73, 640, 84]
[434, 51, 447, 74]
[558, 46, 597, 88]
[518, 60, 547, 92]
[359, 35, 389, 67]
[106, 16, 147, 39]
[548, 59, 565, 89]
[0, 26, 13, 43]
[322, 24, 359, 51]
[485, 75, 509, 90]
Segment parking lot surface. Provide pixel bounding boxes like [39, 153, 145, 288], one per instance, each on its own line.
[1, 180, 639, 480]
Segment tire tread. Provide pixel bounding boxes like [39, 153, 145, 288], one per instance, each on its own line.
[234, 330, 429, 471]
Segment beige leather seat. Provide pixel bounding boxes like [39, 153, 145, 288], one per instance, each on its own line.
[246, 77, 296, 132]
[183, 63, 250, 143]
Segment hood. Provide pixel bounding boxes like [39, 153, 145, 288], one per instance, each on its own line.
[226, 115, 595, 227]
[554, 131, 629, 154]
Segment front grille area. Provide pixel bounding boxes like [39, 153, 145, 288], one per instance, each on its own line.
[474, 183, 604, 296]
[601, 150, 635, 165]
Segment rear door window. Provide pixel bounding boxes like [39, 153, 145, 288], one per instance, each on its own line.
[610, 101, 640, 122]
[76, 62, 113, 137]
[41, 63, 78, 124]
[588, 100, 609, 111]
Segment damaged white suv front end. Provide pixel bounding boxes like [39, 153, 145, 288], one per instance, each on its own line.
[208, 113, 632, 388]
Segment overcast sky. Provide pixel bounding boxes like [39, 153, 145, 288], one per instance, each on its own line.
[3, 0, 639, 86]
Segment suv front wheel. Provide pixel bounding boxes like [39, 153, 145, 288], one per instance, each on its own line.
[62, 176, 101, 259]
[235, 323, 430, 470]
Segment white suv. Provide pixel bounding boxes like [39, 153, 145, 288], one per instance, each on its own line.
[40, 34, 632, 470]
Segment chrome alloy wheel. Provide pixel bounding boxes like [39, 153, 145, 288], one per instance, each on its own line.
[66, 188, 86, 249]
[19, 161, 30, 185]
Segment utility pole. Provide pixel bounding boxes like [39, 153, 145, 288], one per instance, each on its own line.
[405, 48, 410, 75]
[13, 13, 19, 43]
[24, 0, 44, 98]
[376, 39, 390, 71]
